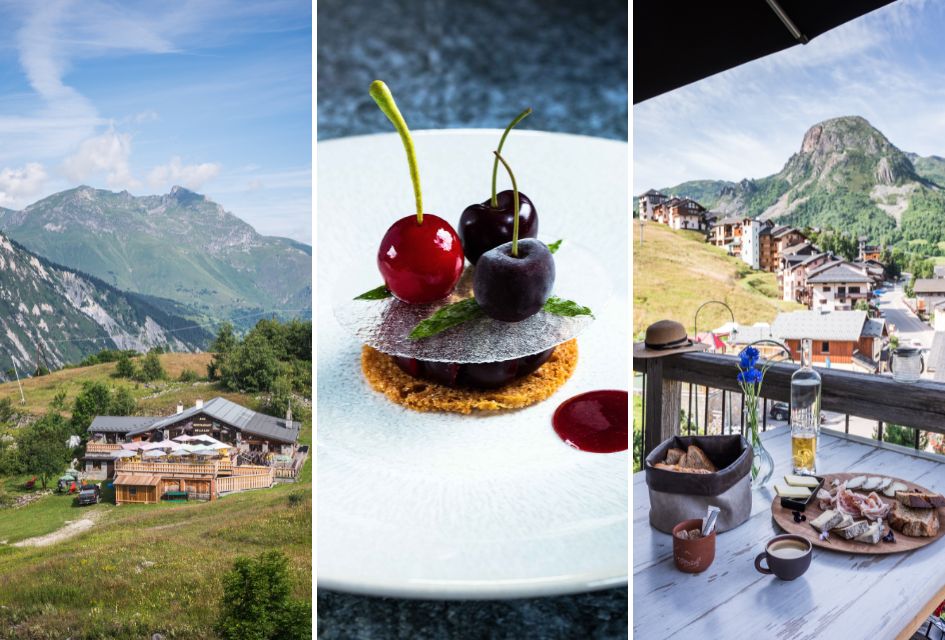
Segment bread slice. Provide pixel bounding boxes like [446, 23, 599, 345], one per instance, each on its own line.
[854, 521, 883, 544]
[883, 481, 908, 498]
[896, 490, 945, 509]
[664, 447, 686, 465]
[810, 509, 843, 532]
[651, 462, 712, 474]
[683, 445, 717, 472]
[836, 520, 871, 540]
[889, 502, 941, 537]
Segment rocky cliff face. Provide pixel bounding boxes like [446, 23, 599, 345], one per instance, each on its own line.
[659, 116, 945, 244]
[0, 232, 209, 373]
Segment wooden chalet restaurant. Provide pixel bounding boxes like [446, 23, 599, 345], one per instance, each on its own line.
[83, 397, 306, 504]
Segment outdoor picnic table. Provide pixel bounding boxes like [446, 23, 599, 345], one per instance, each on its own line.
[634, 428, 945, 639]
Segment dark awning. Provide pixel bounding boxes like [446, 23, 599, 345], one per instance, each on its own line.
[634, 0, 897, 104]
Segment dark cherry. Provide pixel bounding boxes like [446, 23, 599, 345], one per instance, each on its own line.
[459, 190, 538, 264]
[377, 214, 465, 304]
[473, 238, 555, 322]
[393, 347, 554, 389]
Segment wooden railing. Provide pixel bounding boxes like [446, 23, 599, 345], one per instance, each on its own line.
[86, 442, 122, 453]
[634, 351, 945, 459]
[115, 460, 219, 475]
[217, 468, 274, 493]
[230, 464, 271, 476]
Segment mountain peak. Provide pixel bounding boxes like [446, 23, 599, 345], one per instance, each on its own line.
[799, 115, 890, 156]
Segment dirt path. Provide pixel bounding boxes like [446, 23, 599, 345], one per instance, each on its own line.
[12, 510, 102, 548]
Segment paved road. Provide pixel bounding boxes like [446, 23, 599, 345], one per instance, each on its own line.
[877, 279, 934, 349]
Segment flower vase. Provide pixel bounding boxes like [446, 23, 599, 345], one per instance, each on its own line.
[750, 426, 774, 489]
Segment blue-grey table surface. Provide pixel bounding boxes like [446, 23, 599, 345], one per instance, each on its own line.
[316, 0, 628, 637]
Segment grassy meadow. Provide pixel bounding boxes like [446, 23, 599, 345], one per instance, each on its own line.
[0, 353, 312, 639]
[633, 222, 805, 338]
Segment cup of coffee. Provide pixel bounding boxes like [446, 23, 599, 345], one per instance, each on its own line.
[672, 518, 715, 573]
[754, 534, 812, 581]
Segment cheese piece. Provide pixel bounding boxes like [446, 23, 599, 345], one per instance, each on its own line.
[776, 484, 812, 499]
[810, 509, 843, 532]
[854, 521, 883, 544]
[837, 520, 871, 540]
[834, 513, 855, 530]
[877, 477, 894, 492]
[862, 477, 883, 491]
[784, 474, 821, 488]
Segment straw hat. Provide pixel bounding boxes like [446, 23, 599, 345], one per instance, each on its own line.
[633, 319, 707, 358]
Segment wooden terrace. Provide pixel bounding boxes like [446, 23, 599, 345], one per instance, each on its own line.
[634, 351, 945, 639]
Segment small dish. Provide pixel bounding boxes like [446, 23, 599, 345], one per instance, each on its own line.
[780, 475, 825, 512]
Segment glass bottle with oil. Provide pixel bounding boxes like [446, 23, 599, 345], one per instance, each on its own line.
[791, 338, 822, 475]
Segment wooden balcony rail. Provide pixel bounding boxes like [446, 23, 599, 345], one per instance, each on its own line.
[85, 442, 123, 453]
[633, 351, 945, 458]
[115, 460, 219, 475]
[217, 468, 274, 493]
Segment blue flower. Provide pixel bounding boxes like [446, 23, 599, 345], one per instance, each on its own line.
[737, 367, 762, 385]
[739, 346, 760, 368]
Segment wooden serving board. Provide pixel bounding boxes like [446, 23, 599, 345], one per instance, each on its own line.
[771, 472, 945, 555]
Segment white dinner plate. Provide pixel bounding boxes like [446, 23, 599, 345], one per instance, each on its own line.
[316, 129, 628, 599]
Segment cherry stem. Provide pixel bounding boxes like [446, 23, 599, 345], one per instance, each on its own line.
[493, 150, 520, 258]
[491, 107, 532, 207]
[370, 80, 423, 224]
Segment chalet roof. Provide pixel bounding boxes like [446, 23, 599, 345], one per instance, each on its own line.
[852, 351, 878, 373]
[91, 397, 301, 444]
[862, 318, 887, 338]
[89, 416, 162, 433]
[914, 279, 945, 294]
[715, 215, 743, 226]
[728, 324, 772, 345]
[806, 262, 871, 284]
[781, 241, 814, 256]
[113, 473, 161, 487]
[771, 310, 868, 342]
[772, 226, 804, 239]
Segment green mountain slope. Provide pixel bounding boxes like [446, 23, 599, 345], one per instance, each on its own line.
[0, 186, 311, 323]
[0, 232, 210, 372]
[633, 222, 804, 336]
[658, 116, 945, 247]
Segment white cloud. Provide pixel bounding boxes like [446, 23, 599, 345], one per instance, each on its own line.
[147, 157, 221, 190]
[0, 163, 48, 208]
[633, 0, 945, 191]
[63, 129, 138, 189]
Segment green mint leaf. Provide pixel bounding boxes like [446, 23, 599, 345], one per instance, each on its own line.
[547, 239, 563, 254]
[543, 295, 593, 317]
[355, 285, 392, 300]
[409, 298, 485, 340]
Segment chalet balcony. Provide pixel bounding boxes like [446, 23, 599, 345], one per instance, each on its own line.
[85, 442, 123, 454]
[633, 350, 945, 638]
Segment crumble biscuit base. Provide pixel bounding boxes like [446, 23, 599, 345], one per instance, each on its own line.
[361, 339, 578, 414]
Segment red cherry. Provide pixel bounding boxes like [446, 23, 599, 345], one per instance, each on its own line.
[378, 214, 465, 303]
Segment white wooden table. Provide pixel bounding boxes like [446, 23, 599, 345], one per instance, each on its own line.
[634, 428, 945, 639]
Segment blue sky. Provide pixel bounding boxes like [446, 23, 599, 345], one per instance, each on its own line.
[0, 0, 311, 242]
[634, 0, 945, 193]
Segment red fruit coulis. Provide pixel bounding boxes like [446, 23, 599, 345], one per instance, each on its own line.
[553, 390, 629, 453]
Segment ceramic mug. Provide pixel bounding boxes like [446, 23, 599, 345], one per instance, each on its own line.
[754, 534, 812, 581]
[672, 518, 716, 573]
